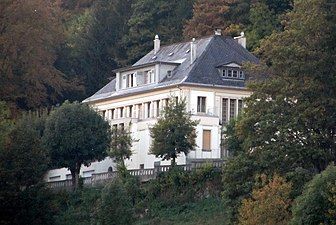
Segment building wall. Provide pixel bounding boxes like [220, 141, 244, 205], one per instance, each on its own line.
[45, 85, 250, 181]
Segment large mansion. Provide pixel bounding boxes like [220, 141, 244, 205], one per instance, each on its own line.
[46, 31, 258, 182]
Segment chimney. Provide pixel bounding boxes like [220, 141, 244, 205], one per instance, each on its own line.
[190, 38, 196, 64]
[154, 34, 160, 54]
[234, 31, 246, 48]
[214, 28, 222, 36]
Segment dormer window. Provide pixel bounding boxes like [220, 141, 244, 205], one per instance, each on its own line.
[221, 67, 245, 80]
[122, 73, 136, 89]
[145, 69, 155, 84]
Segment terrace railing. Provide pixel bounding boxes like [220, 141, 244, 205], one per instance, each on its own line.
[47, 159, 224, 190]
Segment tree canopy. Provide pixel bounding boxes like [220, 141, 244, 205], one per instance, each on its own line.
[150, 98, 198, 166]
[108, 126, 133, 167]
[238, 174, 292, 225]
[291, 164, 336, 225]
[43, 101, 111, 188]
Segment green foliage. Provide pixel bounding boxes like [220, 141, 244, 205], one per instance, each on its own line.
[123, 0, 194, 64]
[238, 174, 292, 225]
[54, 188, 102, 225]
[150, 98, 198, 166]
[291, 164, 336, 225]
[56, 0, 132, 98]
[136, 197, 226, 225]
[246, 2, 279, 50]
[0, 116, 52, 225]
[223, 118, 244, 157]
[239, 0, 336, 173]
[43, 101, 111, 188]
[95, 179, 135, 225]
[108, 126, 133, 166]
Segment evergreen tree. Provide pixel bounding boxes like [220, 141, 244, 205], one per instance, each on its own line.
[123, 0, 194, 64]
[43, 101, 111, 189]
[150, 98, 198, 166]
[246, 2, 279, 50]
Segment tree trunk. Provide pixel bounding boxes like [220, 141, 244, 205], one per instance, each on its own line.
[70, 163, 81, 190]
[171, 157, 176, 167]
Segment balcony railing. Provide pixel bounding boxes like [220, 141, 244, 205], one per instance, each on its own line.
[47, 159, 224, 190]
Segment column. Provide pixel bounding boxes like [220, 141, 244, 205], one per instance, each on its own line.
[150, 101, 154, 118]
[153, 101, 158, 117]
[235, 99, 239, 117]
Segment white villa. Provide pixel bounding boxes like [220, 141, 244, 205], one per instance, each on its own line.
[46, 30, 258, 182]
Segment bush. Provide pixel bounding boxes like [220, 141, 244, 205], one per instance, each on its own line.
[238, 174, 292, 225]
[95, 179, 135, 225]
[291, 164, 336, 225]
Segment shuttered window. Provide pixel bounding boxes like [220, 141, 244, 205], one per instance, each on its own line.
[202, 130, 211, 151]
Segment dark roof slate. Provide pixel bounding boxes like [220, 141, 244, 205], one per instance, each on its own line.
[84, 35, 258, 102]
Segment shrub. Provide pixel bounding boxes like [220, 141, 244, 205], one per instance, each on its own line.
[291, 164, 336, 225]
[237, 174, 292, 225]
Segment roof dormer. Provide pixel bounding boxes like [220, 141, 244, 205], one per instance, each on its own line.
[217, 62, 245, 80]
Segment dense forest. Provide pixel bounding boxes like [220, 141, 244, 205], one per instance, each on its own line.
[1, 0, 292, 111]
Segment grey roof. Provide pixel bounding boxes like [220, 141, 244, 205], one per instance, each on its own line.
[84, 35, 258, 103]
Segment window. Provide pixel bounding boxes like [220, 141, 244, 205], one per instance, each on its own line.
[230, 99, 236, 119]
[120, 107, 124, 118]
[102, 110, 106, 119]
[221, 67, 244, 80]
[129, 105, 133, 117]
[197, 97, 206, 113]
[138, 104, 142, 119]
[202, 130, 211, 151]
[147, 102, 151, 118]
[111, 109, 115, 119]
[222, 98, 228, 123]
[238, 100, 243, 115]
[145, 70, 155, 84]
[140, 164, 144, 170]
[120, 123, 124, 130]
[156, 101, 160, 116]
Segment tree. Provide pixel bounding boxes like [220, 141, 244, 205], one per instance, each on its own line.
[183, 0, 251, 39]
[55, 0, 132, 99]
[150, 98, 198, 166]
[123, 0, 194, 64]
[0, 0, 79, 110]
[246, 2, 279, 50]
[43, 101, 111, 189]
[0, 116, 53, 225]
[236, 0, 336, 174]
[95, 179, 135, 225]
[238, 174, 292, 225]
[108, 126, 133, 167]
[291, 164, 336, 225]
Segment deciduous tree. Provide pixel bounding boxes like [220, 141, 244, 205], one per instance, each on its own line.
[150, 98, 198, 166]
[108, 126, 133, 168]
[43, 101, 111, 189]
[238, 174, 292, 225]
[0, 0, 78, 110]
[291, 164, 336, 225]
